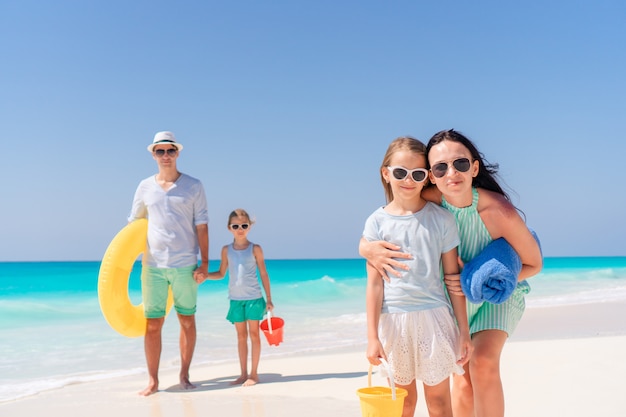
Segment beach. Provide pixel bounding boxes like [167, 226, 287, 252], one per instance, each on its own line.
[2, 299, 625, 417]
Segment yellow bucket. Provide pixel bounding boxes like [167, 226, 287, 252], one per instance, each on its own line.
[356, 359, 407, 417]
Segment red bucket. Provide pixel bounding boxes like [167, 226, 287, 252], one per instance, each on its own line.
[260, 312, 284, 346]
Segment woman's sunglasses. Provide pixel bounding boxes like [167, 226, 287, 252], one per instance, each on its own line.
[230, 223, 250, 230]
[430, 158, 472, 178]
[387, 166, 428, 183]
[154, 148, 178, 157]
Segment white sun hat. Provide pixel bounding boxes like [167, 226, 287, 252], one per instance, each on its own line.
[147, 131, 184, 152]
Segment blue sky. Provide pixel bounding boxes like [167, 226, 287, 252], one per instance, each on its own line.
[2, 1, 625, 262]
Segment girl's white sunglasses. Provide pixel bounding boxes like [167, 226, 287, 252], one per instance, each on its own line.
[387, 166, 428, 183]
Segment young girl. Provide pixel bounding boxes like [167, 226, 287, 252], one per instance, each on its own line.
[363, 137, 473, 417]
[361, 130, 542, 417]
[198, 208, 273, 387]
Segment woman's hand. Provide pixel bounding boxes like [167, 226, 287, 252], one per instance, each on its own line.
[359, 238, 411, 282]
[444, 256, 465, 296]
[444, 273, 464, 296]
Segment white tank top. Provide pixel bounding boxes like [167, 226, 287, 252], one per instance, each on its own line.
[227, 243, 262, 300]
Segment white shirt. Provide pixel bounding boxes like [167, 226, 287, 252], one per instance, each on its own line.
[128, 173, 209, 268]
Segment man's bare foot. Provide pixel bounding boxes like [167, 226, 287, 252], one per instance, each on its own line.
[179, 376, 196, 390]
[139, 382, 158, 396]
[243, 377, 258, 387]
[230, 374, 248, 385]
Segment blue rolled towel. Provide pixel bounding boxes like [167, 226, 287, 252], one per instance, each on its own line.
[460, 231, 540, 304]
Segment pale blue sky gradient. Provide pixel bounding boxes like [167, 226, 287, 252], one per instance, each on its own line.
[2, 1, 625, 261]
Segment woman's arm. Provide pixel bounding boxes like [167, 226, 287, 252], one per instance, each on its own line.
[421, 184, 443, 204]
[359, 238, 411, 281]
[479, 189, 543, 280]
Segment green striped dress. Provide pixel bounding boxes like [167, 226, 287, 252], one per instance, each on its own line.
[442, 188, 530, 336]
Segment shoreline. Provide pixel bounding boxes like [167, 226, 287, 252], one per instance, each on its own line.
[3, 300, 626, 416]
[513, 299, 626, 341]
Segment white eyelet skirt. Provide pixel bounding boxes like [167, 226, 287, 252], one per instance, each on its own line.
[379, 306, 465, 386]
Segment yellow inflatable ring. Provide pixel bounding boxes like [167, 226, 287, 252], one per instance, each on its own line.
[98, 219, 173, 337]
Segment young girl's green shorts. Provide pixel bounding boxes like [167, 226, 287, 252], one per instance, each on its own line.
[226, 297, 267, 323]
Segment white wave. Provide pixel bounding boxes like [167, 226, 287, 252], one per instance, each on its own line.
[526, 286, 626, 308]
[0, 368, 145, 403]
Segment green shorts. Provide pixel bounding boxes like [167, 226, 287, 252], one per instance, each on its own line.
[141, 265, 198, 318]
[467, 283, 529, 336]
[226, 298, 266, 323]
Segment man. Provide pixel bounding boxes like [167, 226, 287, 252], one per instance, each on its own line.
[128, 131, 209, 396]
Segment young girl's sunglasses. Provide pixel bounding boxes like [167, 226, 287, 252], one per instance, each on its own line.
[230, 223, 249, 230]
[387, 166, 428, 183]
[154, 148, 178, 157]
[430, 158, 472, 178]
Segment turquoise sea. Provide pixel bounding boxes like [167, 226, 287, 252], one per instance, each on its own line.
[2, 257, 626, 403]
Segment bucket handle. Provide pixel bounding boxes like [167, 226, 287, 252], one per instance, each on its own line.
[266, 310, 273, 334]
[368, 358, 398, 400]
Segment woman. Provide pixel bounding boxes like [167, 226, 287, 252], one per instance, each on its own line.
[360, 129, 542, 417]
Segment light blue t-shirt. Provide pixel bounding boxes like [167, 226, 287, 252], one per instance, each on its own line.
[128, 173, 209, 268]
[227, 243, 263, 301]
[362, 202, 460, 313]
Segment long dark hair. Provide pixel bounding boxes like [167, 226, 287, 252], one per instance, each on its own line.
[426, 129, 510, 201]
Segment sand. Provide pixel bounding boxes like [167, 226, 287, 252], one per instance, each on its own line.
[2, 300, 626, 417]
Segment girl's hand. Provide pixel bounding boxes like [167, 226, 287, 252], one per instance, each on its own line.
[266, 300, 274, 312]
[456, 332, 473, 366]
[366, 339, 387, 366]
[361, 239, 412, 282]
[193, 269, 207, 284]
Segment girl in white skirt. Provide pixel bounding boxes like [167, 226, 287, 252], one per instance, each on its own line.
[363, 137, 473, 417]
